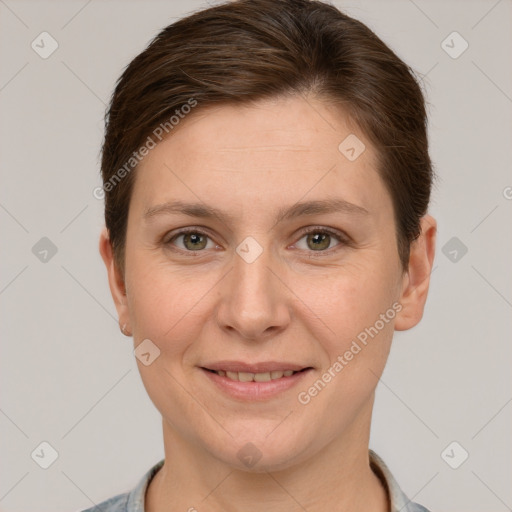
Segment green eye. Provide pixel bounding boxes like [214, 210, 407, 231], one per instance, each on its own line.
[295, 229, 343, 252]
[305, 232, 332, 251]
[182, 232, 208, 250]
[168, 230, 214, 251]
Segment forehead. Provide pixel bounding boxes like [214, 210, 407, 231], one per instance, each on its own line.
[131, 95, 389, 218]
[154, 95, 365, 161]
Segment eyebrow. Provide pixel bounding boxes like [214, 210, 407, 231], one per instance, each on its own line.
[143, 198, 369, 225]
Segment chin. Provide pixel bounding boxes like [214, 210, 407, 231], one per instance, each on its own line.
[207, 426, 312, 473]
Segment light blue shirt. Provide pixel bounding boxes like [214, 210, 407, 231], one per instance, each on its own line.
[80, 450, 430, 511]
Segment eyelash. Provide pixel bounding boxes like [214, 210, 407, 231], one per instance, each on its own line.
[164, 226, 350, 257]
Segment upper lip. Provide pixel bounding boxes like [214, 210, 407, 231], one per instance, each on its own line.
[202, 361, 311, 373]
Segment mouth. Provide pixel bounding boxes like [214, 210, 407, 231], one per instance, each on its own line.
[203, 367, 309, 382]
[199, 362, 314, 401]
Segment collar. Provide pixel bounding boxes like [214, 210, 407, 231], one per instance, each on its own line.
[369, 450, 428, 512]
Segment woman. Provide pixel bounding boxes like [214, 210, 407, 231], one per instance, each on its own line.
[89, 0, 436, 510]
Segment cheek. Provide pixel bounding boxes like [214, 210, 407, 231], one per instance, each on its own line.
[126, 258, 217, 356]
[290, 260, 401, 402]
[295, 260, 398, 338]
[293, 270, 397, 413]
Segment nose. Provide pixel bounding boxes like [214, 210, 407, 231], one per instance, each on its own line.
[215, 245, 291, 341]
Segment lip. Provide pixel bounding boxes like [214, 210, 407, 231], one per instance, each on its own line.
[200, 365, 313, 401]
[202, 361, 309, 373]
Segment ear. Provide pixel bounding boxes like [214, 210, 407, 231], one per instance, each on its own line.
[395, 214, 437, 331]
[99, 227, 131, 334]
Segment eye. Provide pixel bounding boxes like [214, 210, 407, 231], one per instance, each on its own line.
[166, 229, 217, 251]
[164, 226, 348, 256]
[294, 227, 346, 253]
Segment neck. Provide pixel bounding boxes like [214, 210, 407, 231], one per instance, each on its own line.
[146, 403, 389, 512]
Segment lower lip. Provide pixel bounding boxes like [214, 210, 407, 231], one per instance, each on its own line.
[200, 368, 313, 401]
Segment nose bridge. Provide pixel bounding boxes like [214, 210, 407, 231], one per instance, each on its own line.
[216, 241, 289, 339]
[234, 249, 271, 302]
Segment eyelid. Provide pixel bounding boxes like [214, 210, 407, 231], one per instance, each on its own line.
[165, 226, 213, 241]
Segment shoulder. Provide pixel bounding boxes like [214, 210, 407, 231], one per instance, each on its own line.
[77, 459, 164, 512]
[80, 491, 129, 512]
[369, 450, 432, 512]
[407, 504, 431, 512]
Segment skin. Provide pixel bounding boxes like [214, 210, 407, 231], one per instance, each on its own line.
[100, 94, 436, 512]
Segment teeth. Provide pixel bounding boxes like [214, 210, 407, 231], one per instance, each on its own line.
[214, 369, 298, 381]
[238, 371, 254, 382]
[254, 372, 271, 382]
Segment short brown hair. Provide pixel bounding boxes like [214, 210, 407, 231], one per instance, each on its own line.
[100, 0, 434, 275]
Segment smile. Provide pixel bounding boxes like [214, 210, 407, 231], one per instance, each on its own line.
[200, 363, 313, 401]
[206, 369, 300, 381]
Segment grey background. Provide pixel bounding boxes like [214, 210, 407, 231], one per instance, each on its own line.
[1, 0, 511, 510]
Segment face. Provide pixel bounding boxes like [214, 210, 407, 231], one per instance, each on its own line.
[101, 94, 435, 472]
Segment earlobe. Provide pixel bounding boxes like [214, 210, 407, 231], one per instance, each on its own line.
[394, 215, 437, 331]
[99, 228, 131, 333]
